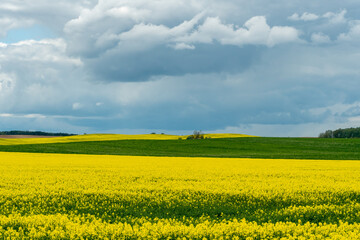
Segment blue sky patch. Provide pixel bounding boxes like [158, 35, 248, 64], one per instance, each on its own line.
[1, 24, 55, 43]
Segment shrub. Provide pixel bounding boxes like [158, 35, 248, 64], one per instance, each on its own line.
[186, 130, 204, 140]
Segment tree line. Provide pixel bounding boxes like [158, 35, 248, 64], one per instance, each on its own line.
[319, 127, 360, 138]
[0, 130, 75, 136]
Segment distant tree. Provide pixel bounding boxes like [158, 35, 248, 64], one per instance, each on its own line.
[319, 127, 360, 138]
[318, 130, 334, 138]
[186, 130, 204, 140]
[0, 130, 75, 136]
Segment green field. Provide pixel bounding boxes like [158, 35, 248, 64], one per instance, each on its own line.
[1, 137, 360, 159]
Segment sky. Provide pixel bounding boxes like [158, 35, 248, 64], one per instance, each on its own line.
[0, 0, 360, 137]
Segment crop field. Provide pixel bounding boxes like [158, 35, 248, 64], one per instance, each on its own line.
[2, 135, 360, 160]
[1, 148, 360, 239]
[0, 133, 255, 146]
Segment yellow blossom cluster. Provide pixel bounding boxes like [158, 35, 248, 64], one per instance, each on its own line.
[0, 152, 359, 239]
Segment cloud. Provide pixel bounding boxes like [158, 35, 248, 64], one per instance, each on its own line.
[311, 32, 331, 44]
[178, 16, 299, 47]
[0, 17, 34, 37]
[72, 103, 83, 110]
[338, 21, 360, 41]
[0, 0, 96, 39]
[0, 38, 84, 114]
[288, 12, 319, 21]
[0, 113, 92, 134]
[323, 9, 347, 24]
[63, 0, 205, 57]
[173, 43, 195, 50]
[64, 7, 299, 82]
[0, 3, 23, 12]
[289, 9, 347, 24]
[116, 15, 299, 49]
[0, 38, 82, 65]
[0, 73, 15, 94]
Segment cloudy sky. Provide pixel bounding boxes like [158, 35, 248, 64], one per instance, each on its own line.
[0, 0, 360, 136]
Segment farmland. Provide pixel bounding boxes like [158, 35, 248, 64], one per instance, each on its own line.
[1, 135, 360, 160]
[1, 135, 360, 239]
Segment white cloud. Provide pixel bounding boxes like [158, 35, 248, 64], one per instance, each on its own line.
[288, 12, 319, 21]
[267, 26, 300, 46]
[180, 16, 299, 47]
[62, 6, 301, 83]
[0, 73, 15, 92]
[323, 9, 347, 24]
[301, 12, 320, 21]
[0, 113, 14, 117]
[288, 13, 300, 21]
[63, 0, 205, 56]
[72, 102, 83, 110]
[65, 0, 197, 32]
[311, 32, 331, 44]
[0, 37, 86, 114]
[289, 9, 347, 24]
[0, 3, 23, 12]
[106, 6, 150, 21]
[67, 13, 300, 83]
[115, 12, 204, 51]
[116, 15, 299, 50]
[118, 24, 173, 49]
[91, 12, 204, 53]
[64, 0, 300, 59]
[338, 21, 360, 41]
[0, 39, 82, 66]
[173, 43, 195, 50]
[24, 114, 46, 119]
[0, 0, 95, 39]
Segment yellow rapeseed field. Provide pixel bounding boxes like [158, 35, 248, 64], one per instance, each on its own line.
[1, 152, 360, 239]
[0, 133, 256, 145]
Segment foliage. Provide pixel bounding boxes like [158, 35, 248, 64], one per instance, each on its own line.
[186, 130, 205, 140]
[1, 152, 360, 238]
[319, 127, 360, 138]
[0, 130, 75, 136]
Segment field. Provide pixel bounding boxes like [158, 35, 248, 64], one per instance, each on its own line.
[0, 133, 255, 145]
[1, 136, 360, 160]
[1, 135, 360, 239]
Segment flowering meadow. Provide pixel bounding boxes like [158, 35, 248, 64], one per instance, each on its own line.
[0, 152, 360, 239]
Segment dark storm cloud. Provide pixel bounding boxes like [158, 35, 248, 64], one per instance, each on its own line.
[87, 44, 262, 81]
